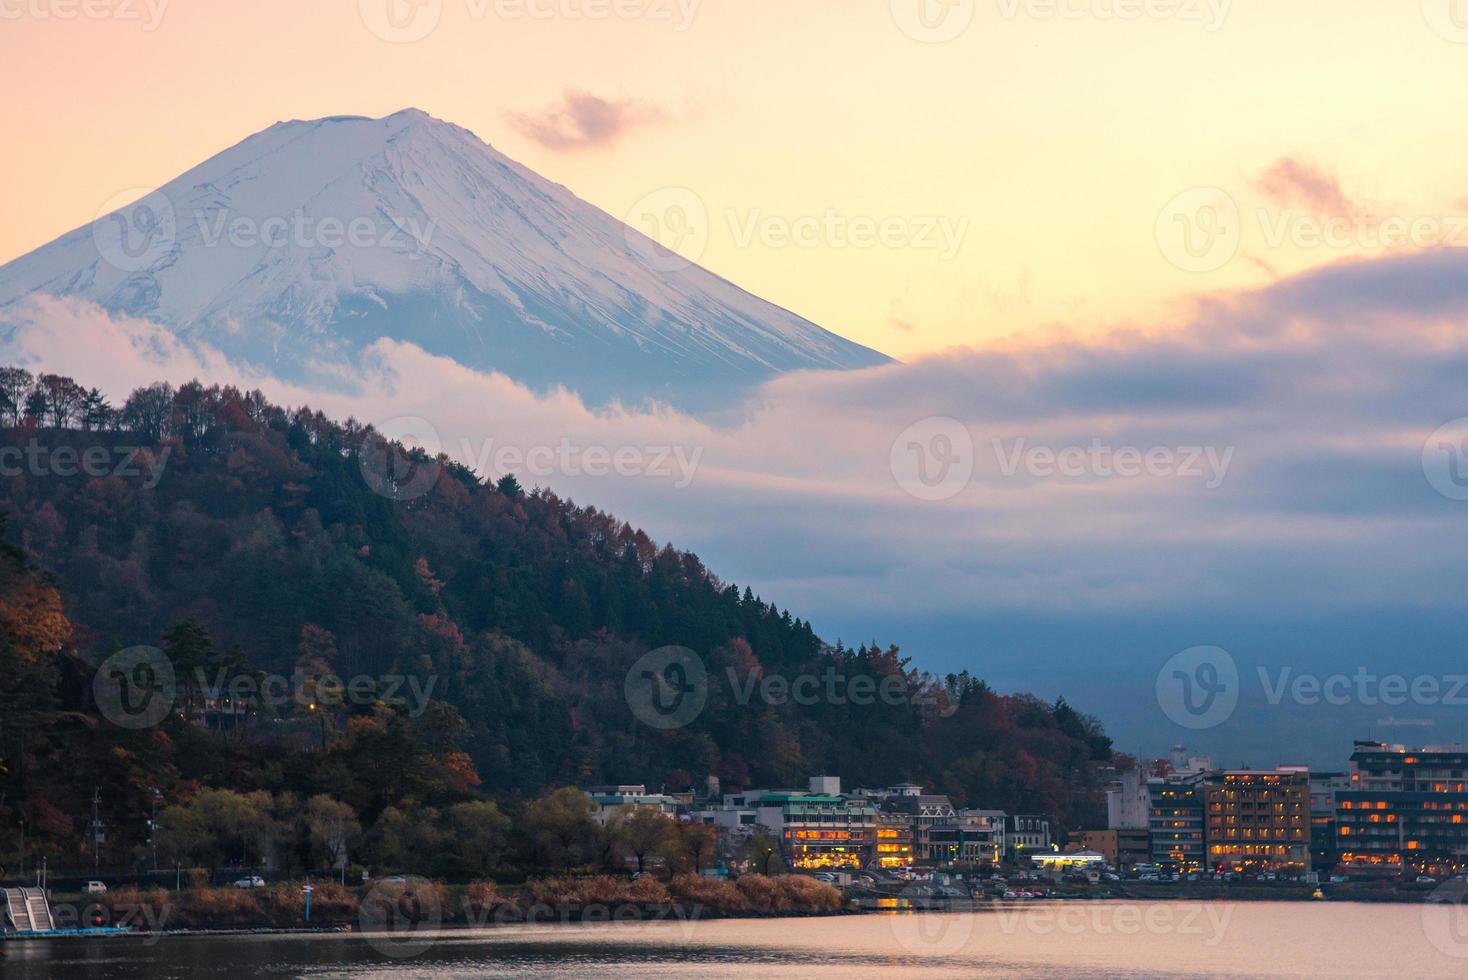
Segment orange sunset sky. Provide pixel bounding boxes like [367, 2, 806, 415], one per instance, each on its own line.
[5, 0, 1468, 359]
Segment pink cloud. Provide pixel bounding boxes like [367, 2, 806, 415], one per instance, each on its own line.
[506, 90, 671, 152]
[1252, 157, 1357, 218]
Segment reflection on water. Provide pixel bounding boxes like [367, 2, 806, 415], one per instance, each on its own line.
[4, 901, 1466, 978]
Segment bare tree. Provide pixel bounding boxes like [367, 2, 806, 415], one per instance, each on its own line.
[35, 374, 85, 428]
[121, 382, 175, 440]
[0, 366, 34, 426]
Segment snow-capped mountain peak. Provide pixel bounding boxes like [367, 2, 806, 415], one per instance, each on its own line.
[0, 109, 889, 410]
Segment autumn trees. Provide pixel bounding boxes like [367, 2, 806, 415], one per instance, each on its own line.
[0, 367, 1116, 869]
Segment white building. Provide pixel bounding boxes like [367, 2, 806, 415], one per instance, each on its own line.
[1107, 768, 1151, 830]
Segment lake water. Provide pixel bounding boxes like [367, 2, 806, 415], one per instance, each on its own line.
[5, 901, 1466, 978]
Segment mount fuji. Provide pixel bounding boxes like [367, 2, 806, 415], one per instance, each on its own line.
[0, 109, 889, 410]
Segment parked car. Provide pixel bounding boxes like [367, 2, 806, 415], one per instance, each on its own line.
[233, 875, 266, 889]
[1416, 875, 1439, 884]
[84, 880, 107, 894]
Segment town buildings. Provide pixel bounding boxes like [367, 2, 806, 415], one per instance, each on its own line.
[1148, 776, 1207, 871]
[1335, 741, 1468, 874]
[1204, 768, 1311, 872]
[591, 737, 1468, 879]
[586, 785, 680, 823]
[1068, 828, 1148, 867]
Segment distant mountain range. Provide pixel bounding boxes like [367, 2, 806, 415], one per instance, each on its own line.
[0, 109, 889, 411]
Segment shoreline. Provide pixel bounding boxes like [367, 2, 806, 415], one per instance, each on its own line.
[5, 886, 1450, 943]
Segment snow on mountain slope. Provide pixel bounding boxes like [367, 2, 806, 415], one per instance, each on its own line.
[0, 109, 890, 410]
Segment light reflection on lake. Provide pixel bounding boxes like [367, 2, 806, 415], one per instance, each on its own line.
[4, 901, 1465, 978]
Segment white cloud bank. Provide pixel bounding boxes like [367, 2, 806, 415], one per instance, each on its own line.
[6, 245, 1468, 640]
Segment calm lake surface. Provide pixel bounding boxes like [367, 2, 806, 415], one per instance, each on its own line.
[5, 902, 1465, 978]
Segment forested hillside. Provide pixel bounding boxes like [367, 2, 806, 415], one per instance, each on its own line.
[0, 368, 1114, 870]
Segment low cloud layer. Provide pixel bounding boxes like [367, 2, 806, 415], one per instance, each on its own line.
[507, 89, 671, 151]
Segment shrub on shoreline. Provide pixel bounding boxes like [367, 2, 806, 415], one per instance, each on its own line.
[92, 872, 844, 932]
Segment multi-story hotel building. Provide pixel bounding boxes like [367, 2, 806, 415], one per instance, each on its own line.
[1335, 741, 1468, 874]
[874, 809, 914, 868]
[717, 777, 877, 870]
[1149, 777, 1207, 871]
[1204, 768, 1311, 872]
